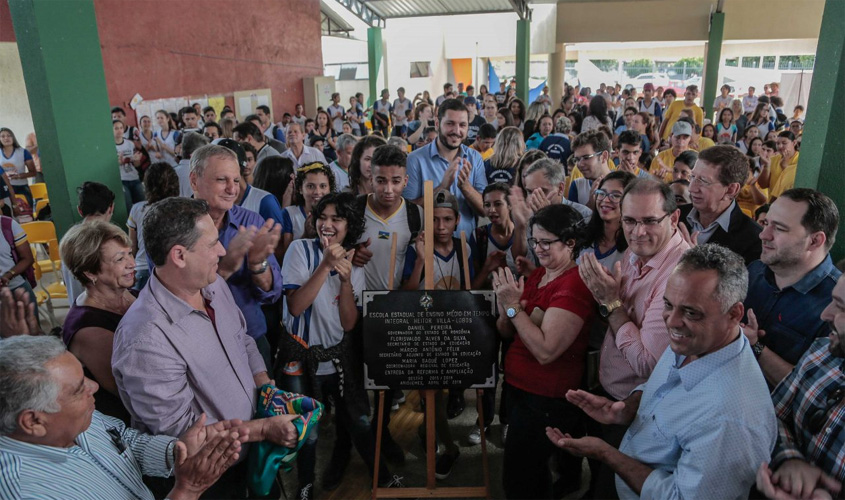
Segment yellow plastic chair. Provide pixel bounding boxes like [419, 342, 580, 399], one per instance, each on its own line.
[34, 199, 49, 218]
[15, 194, 27, 206]
[21, 221, 67, 299]
[30, 183, 48, 201]
[31, 262, 60, 329]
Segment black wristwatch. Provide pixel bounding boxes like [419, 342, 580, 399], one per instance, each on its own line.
[751, 341, 765, 359]
[249, 259, 269, 275]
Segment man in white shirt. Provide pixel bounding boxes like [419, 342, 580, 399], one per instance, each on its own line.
[281, 123, 327, 167]
[392, 87, 412, 138]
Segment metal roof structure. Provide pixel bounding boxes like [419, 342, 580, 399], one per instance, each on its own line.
[334, 0, 533, 28]
[322, 0, 356, 37]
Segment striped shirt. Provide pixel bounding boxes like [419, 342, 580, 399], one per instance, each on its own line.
[771, 338, 845, 481]
[599, 230, 691, 400]
[0, 411, 171, 500]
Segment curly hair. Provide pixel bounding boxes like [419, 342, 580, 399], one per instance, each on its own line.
[144, 162, 180, 204]
[312, 192, 365, 249]
[294, 163, 336, 207]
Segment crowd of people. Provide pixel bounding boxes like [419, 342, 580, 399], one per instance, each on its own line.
[0, 75, 842, 500]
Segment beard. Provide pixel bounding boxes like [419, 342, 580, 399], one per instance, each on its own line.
[829, 325, 845, 358]
[438, 130, 463, 151]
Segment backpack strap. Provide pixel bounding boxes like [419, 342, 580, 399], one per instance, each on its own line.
[404, 198, 421, 240]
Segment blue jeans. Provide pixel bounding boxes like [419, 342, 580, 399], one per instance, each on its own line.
[121, 180, 145, 213]
[279, 372, 387, 486]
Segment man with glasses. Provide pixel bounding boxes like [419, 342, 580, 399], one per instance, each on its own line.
[577, 178, 690, 498]
[678, 145, 762, 264]
[616, 131, 651, 179]
[756, 274, 845, 500]
[742, 188, 841, 388]
[568, 130, 613, 207]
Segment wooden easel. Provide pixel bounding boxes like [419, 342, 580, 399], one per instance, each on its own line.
[371, 181, 491, 499]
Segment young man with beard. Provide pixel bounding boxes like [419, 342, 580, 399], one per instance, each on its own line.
[404, 99, 486, 240]
[742, 188, 841, 387]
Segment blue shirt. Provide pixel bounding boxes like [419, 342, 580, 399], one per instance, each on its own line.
[538, 134, 572, 164]
[744, 256, 841, 366]
[404, 140, 487, 239]
[220, 205, 283, 339]
[617, 335, 777, 499]
[237, 184, 285, 225]
[0, 411, 171, 500]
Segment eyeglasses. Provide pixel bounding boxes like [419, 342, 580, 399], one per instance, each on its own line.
[688, 174, 718, 188]
[572, 151, 603, 164]
[621, 213, 671, 229]
[808, 388, 844, 434]
[527, 238, 561, 250]
[595, 189, 623, 203]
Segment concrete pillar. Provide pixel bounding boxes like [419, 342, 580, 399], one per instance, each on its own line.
[548, 43, 567, 110]
[702, 11, 725, 120]
[367, 27, 383, 108]
[796, 0, 845, 262]
[515, 19, 531, 103]
[9, 0, 125, 234]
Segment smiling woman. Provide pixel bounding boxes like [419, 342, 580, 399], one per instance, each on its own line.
[60, 220, 138, 423]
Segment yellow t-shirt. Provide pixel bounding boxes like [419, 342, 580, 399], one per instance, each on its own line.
[767, 152, 799, 195]
[695, 137, 715, 151]
[737, 183, 769, 216]
[649, 148, 680, 183]
[768, 157, 800, 201]
[661, 101, 704, 139]
[471, 144, 495, 161]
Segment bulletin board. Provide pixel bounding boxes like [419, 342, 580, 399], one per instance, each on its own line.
[233, 89, 273, 122]
[134, 95, 226, 128]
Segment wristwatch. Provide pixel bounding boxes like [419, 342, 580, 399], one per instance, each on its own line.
[506, 303, 523, 318]
[751, 341, 765, 359]
[599, 299, 622, 318]
[249, 259, 268, 275]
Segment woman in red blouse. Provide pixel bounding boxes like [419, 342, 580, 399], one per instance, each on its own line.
[493, 204, 596, 499]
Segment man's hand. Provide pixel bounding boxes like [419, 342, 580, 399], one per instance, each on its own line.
[248, 219, 281, 267]
[169, 430, 243, 500]
[352, 237, 373, 268]
[579, 253, 623, 305]
[545, 428, 612, 461]
[653, 156, 670, 180]
[482, 250, 507, 274]
[741, 308, 767, 346]
[527, 188, 552, 214]
[677, 223, 700, 248]
[770, 459, 841, 500]
[514, 256, 536, 277]
[261, 415, 301, 448]
[217, 226, 257, 278]
[0, 286, 41, 338]
[439, 157, 462, 191]
[509, 186, 532, 228]
[566, 390, 630, 425]
[456, 158, 472, 190]
[335, 250, 355, 283]
[414, 230, 427, 262]
[178, 413, 251, 458]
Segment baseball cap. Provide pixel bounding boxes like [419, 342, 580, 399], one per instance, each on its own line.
[643, 83, 655, 91]
[463, 96, 478, 106]
[217, 138, 247, 170]
[672, 121, 693, 137]
[433, 188, 459, 215]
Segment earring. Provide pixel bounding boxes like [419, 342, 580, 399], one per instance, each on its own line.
[91, 277, 97, 285]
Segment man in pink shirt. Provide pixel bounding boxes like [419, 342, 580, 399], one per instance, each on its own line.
[579, 178, 690, 498]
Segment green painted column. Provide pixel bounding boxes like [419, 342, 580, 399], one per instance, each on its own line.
[702, 12, 725, 120]
[9, 0, 126, 236]
[515, 19, 530, 103]
[796, 0, 845, 262]
[367, 27, 383, 109]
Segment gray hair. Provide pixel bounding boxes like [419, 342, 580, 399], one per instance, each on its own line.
[143, 197, 210, 267]
[336, 133, 358, 151]
[386, 136, 408, 151]
[675, 244, 748, 312]
[523, 158, 565, 187]
[190, 144, 237, 178]
[555, 115, 572, 135]
[0, 336, 66, 435]
[181, 132, 209, 159]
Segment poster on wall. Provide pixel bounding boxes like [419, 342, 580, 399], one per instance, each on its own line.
[233, 89, 274, 122]
[134, 95, 224, 130]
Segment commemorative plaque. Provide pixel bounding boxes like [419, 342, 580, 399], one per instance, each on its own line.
[363, 290, 497, 390]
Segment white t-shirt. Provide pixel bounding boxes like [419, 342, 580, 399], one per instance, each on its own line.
[403, 240, 473, 290]
[282, 238, 365, 375]
[392, 98, 412, 126]
[0, 217, 27, 289]
[328, 104, 346, 134]
[173, 159, 194, 198]
[127, 202, 150, 271]
[153, 130, 179, 166]
[358, 198, 420, 290]
[0, 147, 32, 187]
[281, 205, 307, 240]
[329, 161, 350, 192]
[115, 140, 139, 182]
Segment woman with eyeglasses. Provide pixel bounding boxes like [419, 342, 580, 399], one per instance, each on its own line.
[582, 171, 636, 271]
[492, 204, 596, 499]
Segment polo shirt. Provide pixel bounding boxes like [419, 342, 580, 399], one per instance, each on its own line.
[404, 140, 487, 239]
[743, 256, 841, 366]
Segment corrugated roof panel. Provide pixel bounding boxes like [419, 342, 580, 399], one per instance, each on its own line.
[367, 0, 515, 19]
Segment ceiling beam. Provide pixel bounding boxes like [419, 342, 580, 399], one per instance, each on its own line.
[333, 0, 386, 28]
[508, 0, 532, 21]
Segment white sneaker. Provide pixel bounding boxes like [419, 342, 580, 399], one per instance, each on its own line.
[468, 426, 488, 445]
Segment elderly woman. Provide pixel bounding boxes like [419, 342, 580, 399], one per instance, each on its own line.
[492, 204, 596, 499]
[60, 220, 136, 423]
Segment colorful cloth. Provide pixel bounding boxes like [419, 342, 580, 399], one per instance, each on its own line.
[248, 384, 323, 496]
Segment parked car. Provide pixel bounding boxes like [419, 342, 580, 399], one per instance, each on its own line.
[624, 72, 671, 90]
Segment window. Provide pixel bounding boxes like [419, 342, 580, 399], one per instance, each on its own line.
[324, 63, 368, 81]
[410, 62, 431, 78]
[762, 56, 776, 70]
[741, 56, 761, 69]
[725, 57, 739, 67]
[779, 55, 815, 70]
